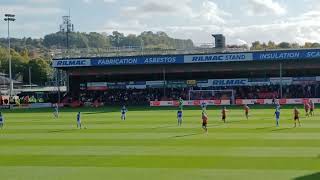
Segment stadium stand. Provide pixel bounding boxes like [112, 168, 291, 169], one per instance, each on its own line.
[57, 84, 319, 106]
[51, 47, 320, 106]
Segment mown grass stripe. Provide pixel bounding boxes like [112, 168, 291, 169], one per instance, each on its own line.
[0, 155, 319, 170]
[0, 167, 317, 180]
[0, 146, 319, 158]
[0, 106, 319, 180]
[1, 139, 320, 147]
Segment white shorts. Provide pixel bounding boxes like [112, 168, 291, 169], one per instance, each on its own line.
[121, 114, 126, 119]
[178, 117, 182, 122]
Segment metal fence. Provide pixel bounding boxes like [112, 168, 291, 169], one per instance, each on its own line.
[52, 46, 320, 59]
[52, 47, 249, 59]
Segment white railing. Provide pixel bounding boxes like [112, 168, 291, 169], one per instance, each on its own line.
[51, 46, 320, 59]
[52, 47, 249, 59]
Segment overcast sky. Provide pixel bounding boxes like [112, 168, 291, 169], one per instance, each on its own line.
[1, 0, 320, 45]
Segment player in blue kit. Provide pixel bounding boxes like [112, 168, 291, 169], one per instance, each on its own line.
[53, 103, 59, 119]
[0, 112, 4, 129]
[177, 110, 183, 126]
[121, 105, 128, 120]
[76, 112, 82, 129]
[274, 104, 281, 127]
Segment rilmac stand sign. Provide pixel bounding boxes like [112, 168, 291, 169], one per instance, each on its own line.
[211, 79, 248, 86]
[53, 59, 91, 67]
[184, 53, 252, 63]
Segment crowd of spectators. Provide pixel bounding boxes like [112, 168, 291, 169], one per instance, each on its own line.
[1, 83, 319, 106]
[234, 84, 319, 99]
[63, 88, 188, 106]
[61, 83, 320, 106]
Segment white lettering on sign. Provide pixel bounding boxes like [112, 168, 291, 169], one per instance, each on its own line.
[53, 59, 91, 67]
[184, 53, 252, 63]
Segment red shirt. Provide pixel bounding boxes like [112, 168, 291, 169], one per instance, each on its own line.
[222, 109, 226, 116]
[244, 106, 249, 113]
[202, 114, 208, 123]
[304, 103, 310, 110]
[310, 102, 315, 109]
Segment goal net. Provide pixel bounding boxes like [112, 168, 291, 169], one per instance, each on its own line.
[188, 90, 235, 104]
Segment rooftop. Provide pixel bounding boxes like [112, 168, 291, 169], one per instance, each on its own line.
[52, 46, 320, 60]
[52, 46, 248, 59]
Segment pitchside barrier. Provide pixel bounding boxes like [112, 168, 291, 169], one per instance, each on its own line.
[150, 98, 320, 107]
[236, 98, 320, 105]
[0, 105, 11, 109]
[11, 103, 53, 109]
[150, 100, 231, 107]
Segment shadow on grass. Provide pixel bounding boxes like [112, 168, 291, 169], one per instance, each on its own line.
[82, 111, 107, 115]
[208, 124, 224, 127]
[294, 172, 320, 180]
[172, 133, 203, 138]
[48, 129, 76, 133]
[253, 126, 273, 130]
[151, 125, 178, 130]
[225, 120, 241, 124]
[93, 121, 109, 125]
[271, 127, 292, 132]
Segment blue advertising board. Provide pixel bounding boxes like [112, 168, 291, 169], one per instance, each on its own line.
[184, 53, 253, 63]
[53, 49, 320, 68]
[52, 59, 91, 67]
[211, 79, 249, 86]
[253, 49, 320, 60]
[53, 55, 184, 68]
[91, 55, 184, 66]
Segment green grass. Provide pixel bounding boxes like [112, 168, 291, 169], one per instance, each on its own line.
[0, 105, 319, 180]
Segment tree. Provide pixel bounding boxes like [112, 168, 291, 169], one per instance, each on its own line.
[43, 32, 66, 48]
[291, 43, 300, 49]
[267, 41, 277, 49]
[86, 32, 110, 48]
[109, 31, 125, 47]
[122, 34, 140, 47]
[24, 58, 52, 85]
[69, 32, 89, 48]
[251, 41, 262, 50]
[311, 43, 320, 48]
[278, 42, 291, 49]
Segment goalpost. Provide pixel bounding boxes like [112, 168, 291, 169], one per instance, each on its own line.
[188, 89, 235, 104]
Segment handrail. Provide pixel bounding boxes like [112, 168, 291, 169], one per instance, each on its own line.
[52, 47, 248, 59]
[52, 47, 320, 59]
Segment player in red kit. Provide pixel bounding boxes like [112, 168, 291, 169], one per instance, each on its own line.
[222, 107, 228, 123]
[309, 100, 315, 117]
[304, 102, 310, 117]
[293, 107, 301, 127]
[202, 111, 208, 133]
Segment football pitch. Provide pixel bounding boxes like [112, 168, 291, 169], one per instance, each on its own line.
[0, 105, 319, 180]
